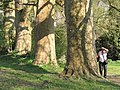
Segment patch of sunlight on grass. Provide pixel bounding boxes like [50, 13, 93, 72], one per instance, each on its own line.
[108, 60, 120, 75]
[41, 64, 63, 73]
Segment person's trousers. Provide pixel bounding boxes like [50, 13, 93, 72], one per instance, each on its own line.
[99, 62, 107, 78]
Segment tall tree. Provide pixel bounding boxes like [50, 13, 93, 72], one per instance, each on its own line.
[3, 0, 15, 52]
[15, 0, 32, 55]
[33, 0, 57, 65]
[62, 0, 98, 78]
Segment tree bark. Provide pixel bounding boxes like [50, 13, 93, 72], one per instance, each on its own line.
[3, 0, 15, 52]
[15, 0, 32, 55]
[33, 0, 57, 65]
[62, 0, 98, 78]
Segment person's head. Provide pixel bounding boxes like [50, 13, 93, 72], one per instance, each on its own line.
[101, 47, 108, 52]
[101, 47, 106, 50]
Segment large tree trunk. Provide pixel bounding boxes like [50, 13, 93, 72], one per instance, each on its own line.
[33, 0, 57, 65]
[15, 0, 32, 55]
[62, 0, 98, 78]
[3, 0, 15, 52]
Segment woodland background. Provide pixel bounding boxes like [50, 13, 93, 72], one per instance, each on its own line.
[0, 0, 120, 90]
[0, 0, 119, 61]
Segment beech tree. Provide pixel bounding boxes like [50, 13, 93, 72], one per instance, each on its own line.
[61, 0, 98, 78]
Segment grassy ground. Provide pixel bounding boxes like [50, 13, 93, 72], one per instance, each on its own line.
[108, 60, 120, 75]
[0, 55, 120, 90]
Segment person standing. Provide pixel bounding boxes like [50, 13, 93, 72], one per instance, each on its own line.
[97, 47, 109, 78]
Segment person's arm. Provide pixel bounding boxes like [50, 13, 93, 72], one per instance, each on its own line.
[104, 48, 109, 53]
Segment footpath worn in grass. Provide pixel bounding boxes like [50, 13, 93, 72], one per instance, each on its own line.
[0, 55, 120, 90]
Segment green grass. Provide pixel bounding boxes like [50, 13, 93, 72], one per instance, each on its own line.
[108, 60, 120, 75]
[0, 55, 120, 90]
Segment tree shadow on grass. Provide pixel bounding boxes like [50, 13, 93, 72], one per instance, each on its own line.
[0, 55, 52, 74]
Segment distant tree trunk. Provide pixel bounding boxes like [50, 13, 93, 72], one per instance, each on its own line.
[33, 0, 57, 65]
[62, 0, 98, 78]
[55, 0, 64, 7]
[15, 0, 32, 55]
[3, 0, 15, 52]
